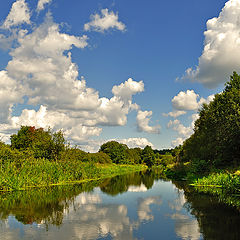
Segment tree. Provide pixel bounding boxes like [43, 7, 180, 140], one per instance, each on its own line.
[99, 141, 129, 164]
[141, 145, 155, 167]
[10, 126, 66, 160]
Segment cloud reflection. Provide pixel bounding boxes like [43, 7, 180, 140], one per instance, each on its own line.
[138, 196, 162, 222]
[168, 190, 201, 240]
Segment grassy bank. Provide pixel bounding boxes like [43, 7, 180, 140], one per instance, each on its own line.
[0, 158, 147, 191]
[190, 171, 240, 208]
[161, 162, 240, 208]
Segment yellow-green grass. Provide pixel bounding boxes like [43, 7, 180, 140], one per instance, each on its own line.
[0, 158, 147, 192]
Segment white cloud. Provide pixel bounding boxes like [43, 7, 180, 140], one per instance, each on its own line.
[167, 119, 193, 138]
[172, 90, 200, 111]
[181, 0, 240, 88]
[2, 0, 31, 29]
[191, 113, 200, 129]
[112, 78, 144, 102]
[84, 9, 126, 32]
[169, 113, 200, 147]
[0, 106, 103, 143]
[117, 138, 154, 149]
[78, 137, 154, 153]
[172, 90, 215, 111]
[136, 110, 160, 134]
[171, 137, 184, 147]
[168, 91, 214, 147]
[163, 110, 187, 118]
[37, 0, 52, 12]
[0, 3, 159, 150]
[0, 71, 23, 123]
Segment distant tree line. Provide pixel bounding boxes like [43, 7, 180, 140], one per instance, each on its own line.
[0, 126, 174, 167]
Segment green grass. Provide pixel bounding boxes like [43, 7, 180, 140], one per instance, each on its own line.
[192, 172, 240, 193]
[190, 171, 240, 208]
[0, 157, 147, 191]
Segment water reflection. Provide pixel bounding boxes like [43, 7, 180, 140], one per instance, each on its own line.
[0, 171, 240, 239]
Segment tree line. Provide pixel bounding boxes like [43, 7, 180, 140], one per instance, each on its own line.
[1, 125, 174, 167]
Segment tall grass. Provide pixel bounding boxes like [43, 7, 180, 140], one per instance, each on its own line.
[192, 172, 240, 194]
[0, 157, 147, 191]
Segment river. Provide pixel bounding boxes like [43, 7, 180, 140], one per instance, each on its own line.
[0, 170, 240, 239]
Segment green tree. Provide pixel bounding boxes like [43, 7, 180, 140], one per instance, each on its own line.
[126, 148, 142, 164]
[10, 126, 66, 160]
[99, 141, 129, 164]
[141, 145, 155, 167]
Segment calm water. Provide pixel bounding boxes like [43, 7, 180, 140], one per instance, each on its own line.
[0, 170, 240, 240]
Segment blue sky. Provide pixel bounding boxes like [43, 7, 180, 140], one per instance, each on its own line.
[0, 0, 237, 151]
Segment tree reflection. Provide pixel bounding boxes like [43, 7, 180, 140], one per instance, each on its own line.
[174, 181, 240, 240]
[0, 180, 103, 226]
[0, 171, 155, 226]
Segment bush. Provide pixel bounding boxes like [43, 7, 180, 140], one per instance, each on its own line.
[10, 126, 65, 160]
[89, 152, 112, 164]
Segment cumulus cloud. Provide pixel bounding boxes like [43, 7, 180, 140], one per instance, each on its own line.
[117, 137, 154, 149]
[169, 91, 214, 147]
[167, 119, 193, 139]
[79, 137, 154, 153]
[0, 2, 159, 150]
[84, 9, 126, 32]
[0, 71, 24, 123]
[163, 110, 187, 118]
[171, 137, 184, 147]
[169, 113, 201, 147]
[181, 0, 240, 88]
[172, 90, 201, 111]
[112, 78, 144, 102]
[172, 90, 215, 111]
[136, 110, 161, 134]
[2, 0, 31, 29]
[37, 0, 52, 12]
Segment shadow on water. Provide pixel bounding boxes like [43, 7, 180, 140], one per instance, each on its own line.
[0, 170, 240, 239]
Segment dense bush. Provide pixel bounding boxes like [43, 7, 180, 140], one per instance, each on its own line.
[10, 126, 65, 160]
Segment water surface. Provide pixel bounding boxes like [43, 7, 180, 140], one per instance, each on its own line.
[0, 171, 240, 239]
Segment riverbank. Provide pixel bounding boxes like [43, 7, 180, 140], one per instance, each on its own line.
[159, 162, 240, 208]
[0, 159, 147, 191]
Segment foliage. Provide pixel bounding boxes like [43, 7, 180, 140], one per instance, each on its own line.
[0, 125, 178, 191]
[99, 141, 129, 164]
[89, 152, 112, 164]
[193, 172, 240, 194]
[99, 141, 143, 164]
[0, 147, 147, 191]
[10, 126, 65, 160]
[141, 145, 155, 167]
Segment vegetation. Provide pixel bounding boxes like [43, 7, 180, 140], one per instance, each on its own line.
[0, 123, 176, 191]
[0, 126, 149, 191]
